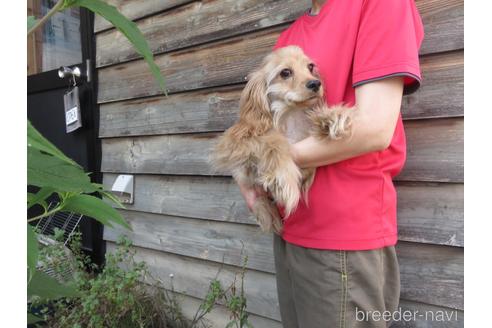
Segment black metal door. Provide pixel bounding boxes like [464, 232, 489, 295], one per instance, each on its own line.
[27, 5, 103, 263]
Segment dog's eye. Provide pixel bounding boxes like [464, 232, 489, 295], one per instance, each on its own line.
[308, 63, 315, 72]
[280, 68, 292, 79]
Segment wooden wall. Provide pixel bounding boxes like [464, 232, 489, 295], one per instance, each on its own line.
[96, 0, 464, 327]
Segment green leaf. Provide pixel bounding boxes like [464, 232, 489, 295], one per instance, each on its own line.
[61, 0, 78, 9]
[28, 120, 79, 167]
[28, 147, 97, 193]
[28, 187, 55, 209]
[27, 192, 35, 204]
[62, 194, 130, 230]
[99, 189, 125, 209]
[27, 312, 43, 324]
[225, 321, 237, 328]
[27, 16, 37, 30]
[27, 225, 39, 281]
[27, 269, 79, 300]
[72, 0, 166, 93]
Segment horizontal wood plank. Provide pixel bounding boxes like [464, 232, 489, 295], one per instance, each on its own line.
[402, 51, 463, 120]
[396, 182, 463, 247]
[103, 174, 254, 225]
[99, 86, 240, 137]
[104, 211, 273, 271]
[101, 117, 463, 183]
[399, 118, 463, 182]
[103, 174, 462, 247]
[106, 241, 462, 317]
[416, 0, 464, 55]
[95, 0, 463, 67]
[97, 28, 279, 103]
[397, 242, 463, 310]
[98, 51, 462, 138]
[101, 132, 217, 175]
[94, 0, 193, 32]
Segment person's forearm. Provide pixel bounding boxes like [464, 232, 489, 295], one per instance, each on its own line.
[291, 77, 404, 168]
[291, 110, 391, 168]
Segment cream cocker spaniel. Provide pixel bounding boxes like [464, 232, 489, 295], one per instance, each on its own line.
[212, 46, 354, 233]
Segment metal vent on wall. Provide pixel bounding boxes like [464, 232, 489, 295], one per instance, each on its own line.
[33, 202, 85, 283]
[35, 202, 84, 246]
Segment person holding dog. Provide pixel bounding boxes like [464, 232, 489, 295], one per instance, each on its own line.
[236, 0, 424, 327]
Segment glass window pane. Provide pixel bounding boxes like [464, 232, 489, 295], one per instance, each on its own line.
[27, 0, 82, 75]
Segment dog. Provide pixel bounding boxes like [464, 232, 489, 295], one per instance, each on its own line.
[212, 46, 354, 233]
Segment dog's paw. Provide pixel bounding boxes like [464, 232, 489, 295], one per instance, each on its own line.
[309, 105, 353, 140]
[269, 170, 301, 217]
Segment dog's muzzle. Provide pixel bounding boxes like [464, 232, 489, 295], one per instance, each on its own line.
[306, 80, 321, 92]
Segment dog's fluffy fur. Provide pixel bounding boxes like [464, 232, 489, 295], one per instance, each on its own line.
[212, 46, 354, 233]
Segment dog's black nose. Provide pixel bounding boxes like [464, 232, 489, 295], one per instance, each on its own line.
[306, 80, 321, 92]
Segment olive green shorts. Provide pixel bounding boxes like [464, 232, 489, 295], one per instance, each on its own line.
[273, 235, 400, 328]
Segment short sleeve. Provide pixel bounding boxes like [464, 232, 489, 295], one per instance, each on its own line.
[273, 30, 287, 50]
[352, 0, 424, 95]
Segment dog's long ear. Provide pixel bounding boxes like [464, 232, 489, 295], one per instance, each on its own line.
[238, 70, 272, 134]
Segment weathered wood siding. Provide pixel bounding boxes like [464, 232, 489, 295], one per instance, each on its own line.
[97, 0, 464, 326]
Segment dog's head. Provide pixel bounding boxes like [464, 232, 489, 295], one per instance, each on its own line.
[264, 46, 324, 108]
[239, 46, 323, 127]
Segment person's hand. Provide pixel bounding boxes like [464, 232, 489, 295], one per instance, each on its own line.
[237, 180, 267, 211]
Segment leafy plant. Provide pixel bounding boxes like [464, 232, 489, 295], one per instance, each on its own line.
[224, 255, 252, 328]
[191, 254, 253, 328]
[27, 0, 166, 322]
[31, 234, 197, 327]
[30, 231, 253, 327]
[27, 116, 130, 321]
[27, 1, 254, 326]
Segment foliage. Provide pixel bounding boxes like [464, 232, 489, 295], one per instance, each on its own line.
[27, 0, 167, 318]
[224, 255, 252, 328]
[62, 0, 166, 93]
[26, 0, 168, 268]
[28, 270, 79, 301]
[27, 118, 129, 286]
[82, 0, 166, 92]
[29, 232, 253, 327]
[30, 234, 171, 327]
[28, 0, 166, 92]
[192, 254, 253, 328]
[26, 1, 254, 326]
[27, 225, 39, 279]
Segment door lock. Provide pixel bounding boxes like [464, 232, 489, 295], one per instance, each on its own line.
[58, 66, 81, 79]
[58, 60, 91, 83]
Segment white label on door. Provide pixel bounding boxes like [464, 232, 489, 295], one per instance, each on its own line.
[65, 106, 79, 125]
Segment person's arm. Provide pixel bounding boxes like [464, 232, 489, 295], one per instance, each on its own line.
[236, 77, 404, 207]
[291, 76, 404, 168]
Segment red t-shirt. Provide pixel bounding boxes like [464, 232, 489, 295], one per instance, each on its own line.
[273, 0, 424, 250]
